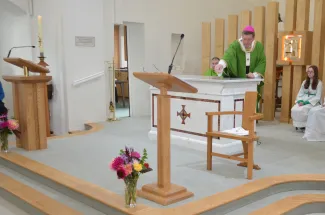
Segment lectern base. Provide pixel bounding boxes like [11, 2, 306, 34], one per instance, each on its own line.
[137, 183, 193, 206]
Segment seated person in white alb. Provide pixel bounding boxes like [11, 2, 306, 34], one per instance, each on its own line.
[303, 99, 325, 141]
[291, 65, 322, 130]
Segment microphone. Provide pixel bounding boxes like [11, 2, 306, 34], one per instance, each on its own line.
[7, 46, 36, 58]
[168, 34, 184, 74]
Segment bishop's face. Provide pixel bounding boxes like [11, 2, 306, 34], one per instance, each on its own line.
[242, 34, 254, 49]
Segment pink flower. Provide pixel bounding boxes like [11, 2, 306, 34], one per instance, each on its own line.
[8, 120, 19, 130]
[109, 156, 124, 171]
[0, 121, 9, 129]
[116, 166, 127, 179]
[131, 151, 140, 159]
[124, 164, 133, 176]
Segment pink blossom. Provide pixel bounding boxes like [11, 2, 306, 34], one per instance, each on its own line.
[8, 120, 19, 130]
[109, 156, 124, 171]
[131, 151, 140, 159]
[0, 121, 9, 129]
[124, 164, 133, 176]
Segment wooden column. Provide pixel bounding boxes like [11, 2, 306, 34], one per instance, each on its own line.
[124, 26, 128, 61]
[253, 6, 265, 45]
[280, 0, 297, 123]
[296, 0, 310, 31]
[157, 94, 171, 187]
[292, 0, 310, 107]
[228, 15, 238, 46]
[241, 10, 252, 31]
[263, 2, 279, 121]
[201, 22, 211, 74]
[312, 0, 325, 81]
[215, 19, 225, 58]
[114, 25, 120, 69]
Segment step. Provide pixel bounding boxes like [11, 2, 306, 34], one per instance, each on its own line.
[2, 152, 325, 215]
[0, 153, 149, 215]
[0, 165, 106, 215]
[250, 194, 325, 215]
[0, 196, 30, 215]
[226, 191, 325, 215]
[0, 172, 82, 215]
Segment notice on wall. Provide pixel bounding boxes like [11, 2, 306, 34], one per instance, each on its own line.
[75, 36, 95, 47]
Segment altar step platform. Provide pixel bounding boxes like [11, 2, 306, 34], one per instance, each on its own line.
[1, 152, 325, 215]
[1, 119, 325, 214]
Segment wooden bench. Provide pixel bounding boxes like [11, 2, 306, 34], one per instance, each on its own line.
[0, 172, 82, 215]
[250, 194, 325, 215]
[206, 91, 263, 180]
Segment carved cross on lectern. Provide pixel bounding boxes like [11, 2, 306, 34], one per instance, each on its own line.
[177, 105, 191, 124]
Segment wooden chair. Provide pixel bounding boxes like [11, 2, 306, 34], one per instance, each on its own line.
[206, 91, 263, 180]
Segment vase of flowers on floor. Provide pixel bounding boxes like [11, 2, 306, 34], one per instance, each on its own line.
[0, 114, 19, 153]
[109, 146, 152, 208]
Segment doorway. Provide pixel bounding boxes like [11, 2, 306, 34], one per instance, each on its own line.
[114, 24, 130, 118]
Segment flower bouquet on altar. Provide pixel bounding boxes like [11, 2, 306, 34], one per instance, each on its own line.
[0, 114, 19, 152]
[109, 146, 152, 208]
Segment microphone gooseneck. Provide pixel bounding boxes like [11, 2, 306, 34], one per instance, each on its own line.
[168, 34, 185, 74]
[7, 46, 36, 58]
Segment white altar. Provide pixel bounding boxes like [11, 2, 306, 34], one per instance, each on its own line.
[148, 75, 263, 154]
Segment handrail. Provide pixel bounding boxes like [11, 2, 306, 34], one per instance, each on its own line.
[72, 71, 104, 87]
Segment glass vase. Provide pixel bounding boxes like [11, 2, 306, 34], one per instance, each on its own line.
[0, 132, 9, 153]
[124, 178, 138, 208]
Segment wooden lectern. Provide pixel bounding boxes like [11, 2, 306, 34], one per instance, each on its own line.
[133, 72, 197, 205]
[3, 58, 52, 151]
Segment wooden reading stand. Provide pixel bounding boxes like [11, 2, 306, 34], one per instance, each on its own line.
[133, 72, 197, 205]
[3, 58, 52, 151]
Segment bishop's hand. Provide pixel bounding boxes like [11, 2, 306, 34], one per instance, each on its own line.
[214, 64, 224, 76]
[246, 72, 255, 78]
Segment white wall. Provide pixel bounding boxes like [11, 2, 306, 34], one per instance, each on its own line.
[8, 0, 30, 14]
[60, 0, 107, 131]
[119, 25, 128, 68]
[0, 0, 33, 118]
[126, 22, 147, 117]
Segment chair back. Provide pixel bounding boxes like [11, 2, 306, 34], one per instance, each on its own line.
[242, 91, 257, 131]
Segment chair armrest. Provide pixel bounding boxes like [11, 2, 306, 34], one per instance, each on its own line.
[249, 113, 264, 121]
[206, 111, 243, 116]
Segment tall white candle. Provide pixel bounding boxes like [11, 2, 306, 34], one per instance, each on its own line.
[38, 15, 44, 53]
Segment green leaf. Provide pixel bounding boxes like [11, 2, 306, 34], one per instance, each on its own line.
[140, 148, 148, 165]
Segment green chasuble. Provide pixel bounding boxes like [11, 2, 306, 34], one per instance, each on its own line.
[204, 68, 218, 76]
[221, 39, 266, 112]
